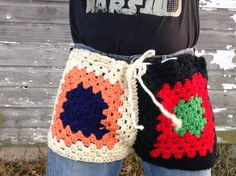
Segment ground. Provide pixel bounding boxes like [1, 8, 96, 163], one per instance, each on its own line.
[0, 144, 235, 176]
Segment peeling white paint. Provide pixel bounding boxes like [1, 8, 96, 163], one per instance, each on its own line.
[22, 82, 28, 85]
[11, 112, 18, 116]
[4, 77, 11, 83]
[201, 7, 214, 11]
[6, 14, 11, 20]
[27, 68, 36, 74]
[216, 126, 236, 131]
[0, 41, 20, 45]
[226, 45, 233, 50]
[10, 136, 18, 145]
[24, 99, 35, 105]
[222, 83, 236, 89]
[200, 0, 236, 9]
[31, 120, 39, 123]
[31, 133, 46, 143]
[210, 50, 236, 70]
[231, 14, 236, 23]
[213, 108, 227, 113]
[44, 90, 51, 95]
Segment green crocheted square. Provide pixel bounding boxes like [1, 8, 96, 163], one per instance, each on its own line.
[173, 96, 207, 138]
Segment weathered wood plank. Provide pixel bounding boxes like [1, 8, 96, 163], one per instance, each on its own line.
[0, 87, 57, 108]
[0, 66, 236, 91]
[0, 66, 62, 88]
[196, 30, 236, 50]
[0, 23, 72, 44]
[0, 107, 52, 128]
[0, 128, 48, 145]
[213, 107, 236, 127]
[200, 9, 236, 31]
[0, 45, 70, 67]
[208, 70, 236, 90]
[200, 0, 236, 9]
[0, 2, 68, 24]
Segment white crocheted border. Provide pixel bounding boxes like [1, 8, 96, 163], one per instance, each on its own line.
[47, 48, 140, 162]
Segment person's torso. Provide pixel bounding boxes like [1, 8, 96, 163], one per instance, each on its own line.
[69, 0, 200, 55]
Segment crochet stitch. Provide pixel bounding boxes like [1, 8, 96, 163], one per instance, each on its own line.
[47, 48, 154, 162]
[47, 48, 217, 170]
[133, 54, 218, 170]
[173, 96, 206, 137]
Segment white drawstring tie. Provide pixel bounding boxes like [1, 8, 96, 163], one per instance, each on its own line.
[126, 49, 182, 131]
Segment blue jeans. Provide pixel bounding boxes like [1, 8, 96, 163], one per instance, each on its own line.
[46, 148, 211, 176]
[46, 43, 211, 176]
[71, 43, 195, 64]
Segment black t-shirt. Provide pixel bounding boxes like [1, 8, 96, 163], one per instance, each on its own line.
[69, 0, 200, 55]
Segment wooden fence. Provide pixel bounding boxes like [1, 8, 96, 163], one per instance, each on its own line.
[0, 0, 235, 160]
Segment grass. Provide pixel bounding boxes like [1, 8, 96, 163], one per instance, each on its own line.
[0, 153, 47, 176]
[211, 144, 236, 176]
[0, 144, 235, 176]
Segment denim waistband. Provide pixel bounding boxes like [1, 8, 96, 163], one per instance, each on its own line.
[72, 43, 195, 63]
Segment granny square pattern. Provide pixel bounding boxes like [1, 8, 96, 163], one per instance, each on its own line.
[133, 54, 218, 170]
[47, 48, 140, 162]
[47, 48, 218, 170]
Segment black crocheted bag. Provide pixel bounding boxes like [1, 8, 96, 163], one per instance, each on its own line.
[133, 54, 218, 171]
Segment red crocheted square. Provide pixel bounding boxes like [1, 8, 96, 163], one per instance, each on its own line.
[150, 72, 215, 159]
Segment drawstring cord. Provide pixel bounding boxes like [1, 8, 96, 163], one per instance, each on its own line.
[126, 50, 182, 131]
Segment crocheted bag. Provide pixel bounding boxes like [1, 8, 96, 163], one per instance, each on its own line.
[133, 54, 218, 170]
[47, 48, 152, 162]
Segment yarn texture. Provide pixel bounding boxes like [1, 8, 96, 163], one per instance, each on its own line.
[133, 54, 218, 170]
[47, 48, 218, 170]
[47, 48, 141, 162]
